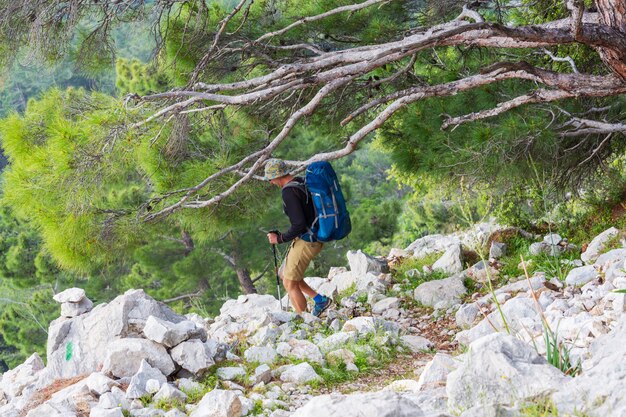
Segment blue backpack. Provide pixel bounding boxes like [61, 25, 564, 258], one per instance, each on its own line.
[286, 161, 351, 242]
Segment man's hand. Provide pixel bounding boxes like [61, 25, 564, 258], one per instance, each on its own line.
[267, 232, 279, 244]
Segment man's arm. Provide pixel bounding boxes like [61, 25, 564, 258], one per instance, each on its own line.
[278, 187, 309, 243]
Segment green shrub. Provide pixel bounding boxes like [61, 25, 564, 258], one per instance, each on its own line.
[544, 326, 581, 376]
[519, 397, 559, 416]
[530, 251, 579, 282]
[391, 252, 442, 278]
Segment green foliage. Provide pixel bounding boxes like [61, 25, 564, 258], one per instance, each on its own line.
[528, 252, 579, 282]
[308, 332, 401, 390]
[0, 285, 57, 368]
[0, 16, 155, 116]
[249, 400, 265, 415]
[336, 283, 357, 304]
[391, 253, 448, 293]
[518, 397, 560, 417]
[495, 234, 535, 279]
[544, 326, 581, 376]
[391, 252, 442, 278]
[115, 59, 169, 95]
[153, 397, 185, 412]
[0, 88, 148, 272]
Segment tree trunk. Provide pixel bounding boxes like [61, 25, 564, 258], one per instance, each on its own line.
[596, 0, 626, 79]
[230, 246, 258, 294]
[181, 230, 194, 255]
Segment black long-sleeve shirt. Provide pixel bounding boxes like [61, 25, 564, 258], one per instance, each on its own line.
[278, 177, 316, 243]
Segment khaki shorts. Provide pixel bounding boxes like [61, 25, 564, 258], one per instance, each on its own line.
[280, 238, 323, 281]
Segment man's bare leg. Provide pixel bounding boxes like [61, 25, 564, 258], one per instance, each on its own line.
[298, 280, 318, 298]
[284, 279, 307, 314]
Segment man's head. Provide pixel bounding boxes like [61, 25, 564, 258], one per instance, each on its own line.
[264, 158, 292, 187]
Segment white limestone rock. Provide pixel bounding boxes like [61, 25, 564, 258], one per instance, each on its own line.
[401, 335, 433, 353]
[170, 339, 216, 375]
[466, 260, 499, 283]
[564, 265, 597, 287]
[279, 363, 321, 385]
[253, 364, 272, 385]
[98, 387, 129, 410]
[406, 234, 460, 259]
[244, 346, 278, 365]
[455, 296, 541, 345]
[432, 244, 463, 275]
[249, 325, 280, 346]
[177, 378, 203, 394]
[126, 360, 167, 399]
[102, 338, 176, 378]
[163, 410, 187, 417]
[0, 353, 45, 400]
[291, 391, 425, 417]
[328, 267, 348, 279]
[382, 379, 421, 393]
[143, 316, 203, 348]
[371, 297, 400, 315]
[416, 353, 458, 391]
[46, 289, 186, 380]
[543, 233, 563, 246]
[347, 250, 389, 277]
[413, 274, 466, 310]
[276, 339, 324, 365]
[331, 271, 357, 294]
[455, 304, 479, 329]
[553, 314, 626, 416]
[60, 297, 94, 318]
[216, 367, 246, 381]
[581, 227, 619, 264]
[53, 288, 86, 304]
[91, 407, 126, 417]
[153, 384, 188, 402]
[447, 333, 569, 412]
[341, 316, 398, 336]
[460, 405, 519, 417]
[326, 349, 356, 368]
[357, 273, 387, 295]
[317, 332, 358, 353]
[489, 242, 507, 259]
[189, 389, 242, 417]
[388, 248, 409, 259]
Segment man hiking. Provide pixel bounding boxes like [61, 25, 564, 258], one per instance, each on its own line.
[265, 158, 332, 317]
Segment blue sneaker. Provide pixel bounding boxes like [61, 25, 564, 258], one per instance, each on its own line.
[312, 296, 332, 317]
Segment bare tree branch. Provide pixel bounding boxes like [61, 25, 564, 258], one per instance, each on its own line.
[577, 133, 614, 166]
[567, 0, 585, 40]
[541, 48, 579, 73]
[162, 290, 203, 304]
[187, 0, 250, 86]
[142, 75, 355, 221]
[442, 89, 576, 129]
[371, 53, 418, 87]
[561, 117, 626, 137]
[254, 0, 389, 44]
[118, 2, 626, 221]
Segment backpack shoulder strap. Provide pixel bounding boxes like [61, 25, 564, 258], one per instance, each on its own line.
[283, 180, 309, 203]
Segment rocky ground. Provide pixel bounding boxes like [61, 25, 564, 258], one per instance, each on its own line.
[2, 222, 626, 416]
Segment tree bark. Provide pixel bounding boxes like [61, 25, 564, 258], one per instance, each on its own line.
[216, 234, 258, 294]
[595, 0, 626, 79]
[181, 230, 194, 255]
[230, 246, 257, 295]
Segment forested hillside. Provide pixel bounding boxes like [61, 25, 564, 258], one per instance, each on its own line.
[0, 0, 624, 380]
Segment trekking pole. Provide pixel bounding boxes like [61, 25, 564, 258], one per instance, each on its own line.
[271, 243, 283, 311]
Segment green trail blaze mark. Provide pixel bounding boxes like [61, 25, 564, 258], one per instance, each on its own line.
[65, 341, 73, 361]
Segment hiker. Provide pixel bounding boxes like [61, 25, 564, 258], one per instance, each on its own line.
[265, 158, 332, 317]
